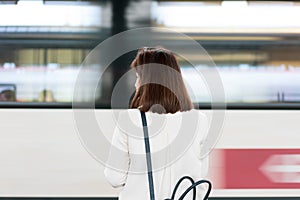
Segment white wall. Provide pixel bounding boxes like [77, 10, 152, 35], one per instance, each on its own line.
[0, 109, 299, 197]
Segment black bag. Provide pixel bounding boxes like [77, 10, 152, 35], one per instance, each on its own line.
[140, 111, 212, 200]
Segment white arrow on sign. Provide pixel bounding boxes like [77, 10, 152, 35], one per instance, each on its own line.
[259, 154, 300, 183]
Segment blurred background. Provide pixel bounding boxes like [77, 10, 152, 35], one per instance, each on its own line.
[0, 0, 299, 106]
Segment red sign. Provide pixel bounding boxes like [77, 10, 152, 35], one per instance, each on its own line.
[224, 149, 300, 189]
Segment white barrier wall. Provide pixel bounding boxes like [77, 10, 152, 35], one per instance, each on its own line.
[0, 109, 299, 197]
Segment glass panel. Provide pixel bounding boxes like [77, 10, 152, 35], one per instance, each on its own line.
[0, 0, 105, 103]
[0, 0, 299, 106]
[151, 1, 300, 104]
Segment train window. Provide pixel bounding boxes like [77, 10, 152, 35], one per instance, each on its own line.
[0, 0, 299, 108]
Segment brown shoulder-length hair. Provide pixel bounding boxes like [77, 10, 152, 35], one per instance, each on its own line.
[130, 47, 193, 114]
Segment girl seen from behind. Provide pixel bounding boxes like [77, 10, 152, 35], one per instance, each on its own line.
[104, 47, 209, 200]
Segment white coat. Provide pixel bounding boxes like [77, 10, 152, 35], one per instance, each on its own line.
[104, 109, 209, 200]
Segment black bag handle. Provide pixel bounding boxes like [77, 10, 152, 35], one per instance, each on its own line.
[140, 110, 212, 200]
[177, 179, 211, 200]
[168, 176, 196, 200]
[140, 111, 155, 200]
